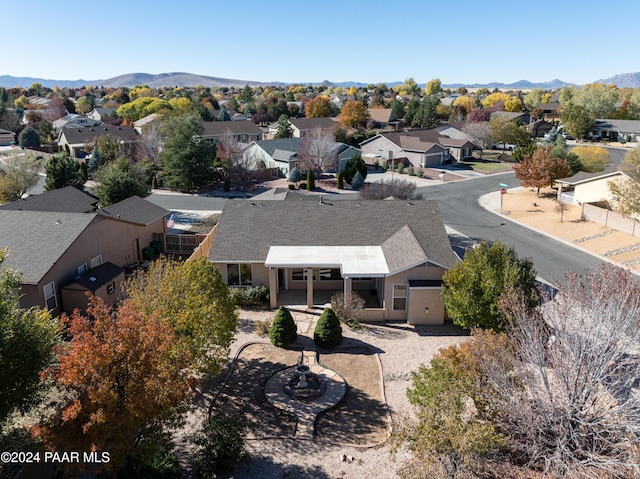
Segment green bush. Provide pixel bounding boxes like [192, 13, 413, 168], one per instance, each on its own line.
[288, 183, 296, 190]
[417, 168, 424, 178]
[314, 308, 343, 349]
[397, 163, 405, 174]
[223, 178, 230, 192]
[337, 171, 344, 189]
[306, 170, 315, 190]
[269, 306, 298, 347]
[190, 413, 248, 477]
[288, 166, 302, 183]
[351, 171, 364, 191]
[229, 285, 269, 307]
[408, 165, 415, 176]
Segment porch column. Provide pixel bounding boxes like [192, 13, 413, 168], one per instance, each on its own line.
[306, 268, 313, 309]
[269, 268, 277, 309]
[344, 277, 352, 303]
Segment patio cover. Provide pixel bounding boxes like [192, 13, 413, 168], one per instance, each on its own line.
[265, 246, 389, 277]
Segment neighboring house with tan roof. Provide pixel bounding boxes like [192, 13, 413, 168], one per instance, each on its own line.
[490, 110, 530, 124]
[288, 117, 336, 138]
[209, 197, 458, 324]
[201, 120, 263, 145]
[0, 189, 169, 316]
[133, 113, 159, 135]
[58, 124, 139, 158]
[360, 128, 475, 167]
[367, 108, 401, 130]
[556, 165, 626, 205]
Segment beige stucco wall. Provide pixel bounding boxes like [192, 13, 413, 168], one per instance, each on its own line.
[407, 288, 445, 325]
[60, 270, 125, 314]
[381, 263, 446, 322]
[574, 177, 619, 204]
[18, 215, 165, 316]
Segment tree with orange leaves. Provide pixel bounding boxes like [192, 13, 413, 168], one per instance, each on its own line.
[35, 297, 191, 474]
[512, 146, 570, 196]
[338, 100, 369, 129]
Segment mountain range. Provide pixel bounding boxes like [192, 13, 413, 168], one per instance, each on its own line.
[1, 71, 639, 90]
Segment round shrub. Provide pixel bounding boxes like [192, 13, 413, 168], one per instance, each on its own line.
[314, 308, 343, 349]
[191, 413, 247, 477]
[351, 171, 364, 191]
[269, 306, 298, 347]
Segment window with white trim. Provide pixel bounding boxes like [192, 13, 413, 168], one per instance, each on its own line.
[43, 281, 57, 310]
[393, 284, 407, 311]
[90, 255, 102, 269]
[227, 263, 252, 286]
[77, 263, 88, 277]
[319, 268, 342, 281]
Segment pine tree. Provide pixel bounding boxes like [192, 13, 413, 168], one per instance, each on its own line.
[269, 306, 297, 347]
[306, 169, 315, 191]
[313, 308, 342, 349]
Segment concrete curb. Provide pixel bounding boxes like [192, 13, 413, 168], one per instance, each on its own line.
[477, 190, 640, 277]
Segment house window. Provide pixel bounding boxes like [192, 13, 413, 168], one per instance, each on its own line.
[292, 269, 316, 281]
[393, 284, 407, 311]
[319, 268, 342, 281]
[227, 263, 252, 286]
[90, 255, 102, 269]
[77, 263, 88, 277]
[43, 281, 57, 310]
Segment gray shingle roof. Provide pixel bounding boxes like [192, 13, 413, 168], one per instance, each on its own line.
[0, 211, 96, 284]
[64, 261, 123, 291]
[557, 164, 622, 185]
[201, 120, 263, 137]
[594, 119, 640, 134]
[59, 124, 138, 145]
[253, 138, 303, 157]
[100, 196, 169, 226]
[0, 186, 98, 213]
[289, 117, 335, 131]
[210, 199, 458, 270]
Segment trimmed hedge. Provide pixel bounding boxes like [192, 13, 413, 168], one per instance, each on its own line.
[313, 307, 343, 349]
[269, 306, 298, 347]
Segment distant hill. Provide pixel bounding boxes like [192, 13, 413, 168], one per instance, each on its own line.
[1, 71, 637, 90]
[595, 72, 640, 88]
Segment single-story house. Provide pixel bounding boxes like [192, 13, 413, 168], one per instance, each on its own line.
[289, 117, 336, 138]
[556, 165, 626, 205]
[52, 114, 99, 134]
[133, 113, 160, 135]
[57, 124, 139, 158]
[490, 110, 530, 125]
[0, 129, 16, 145]
[201, 120, 263, 145]
[209, 198, 459, 325]
[367, 108, 401, 130]
[591, 119, 640, 143]
[360, 129, 475, 167]
[87, 107, 117, 122]
[0, 190, 169, 316]
[529, 119, 555, 138]
[243, 138, 303, 174]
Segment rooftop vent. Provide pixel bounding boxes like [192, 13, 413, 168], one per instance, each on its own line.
[89, 276, 96, 282]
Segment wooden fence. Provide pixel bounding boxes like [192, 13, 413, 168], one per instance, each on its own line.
[189, 225, 217, 260]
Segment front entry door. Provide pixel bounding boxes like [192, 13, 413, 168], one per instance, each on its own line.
[277, 268, 286, 292]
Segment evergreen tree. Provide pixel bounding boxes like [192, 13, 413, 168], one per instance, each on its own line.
[274, 114, 293, 139]
[18, 126, 40, 148]
[287, 166, 302, 183]
[343, 153, 367, 184]
[44, 152, 85, 191]
[337, 170, 344, 189]
[269, 306, 298, 347]
[313, 308, 342, 349]
[351, 171, 364, 191]
[306, 169, 315, 190]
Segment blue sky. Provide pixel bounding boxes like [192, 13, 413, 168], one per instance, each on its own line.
[4, 0, 639, 85]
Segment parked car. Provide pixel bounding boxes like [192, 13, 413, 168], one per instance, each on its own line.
[561, 132, 574, 140]
[491, 142, 515, 151]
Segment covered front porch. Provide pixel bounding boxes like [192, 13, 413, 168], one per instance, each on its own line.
[274, 288, 382, 309]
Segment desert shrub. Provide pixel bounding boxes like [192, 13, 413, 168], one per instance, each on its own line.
[255, 318, 272, 337]
[330, 292, 365, 329]
[407, 165, 415, 176]
[417, 168, 424, 178]
[190, 413, 248, 477]
[397, 163, 405, 174]
[314, 308, 343, 349]
[359, 177, 423, 200]
[269, 306, 298, 347]
[229, 285, 269, 307]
